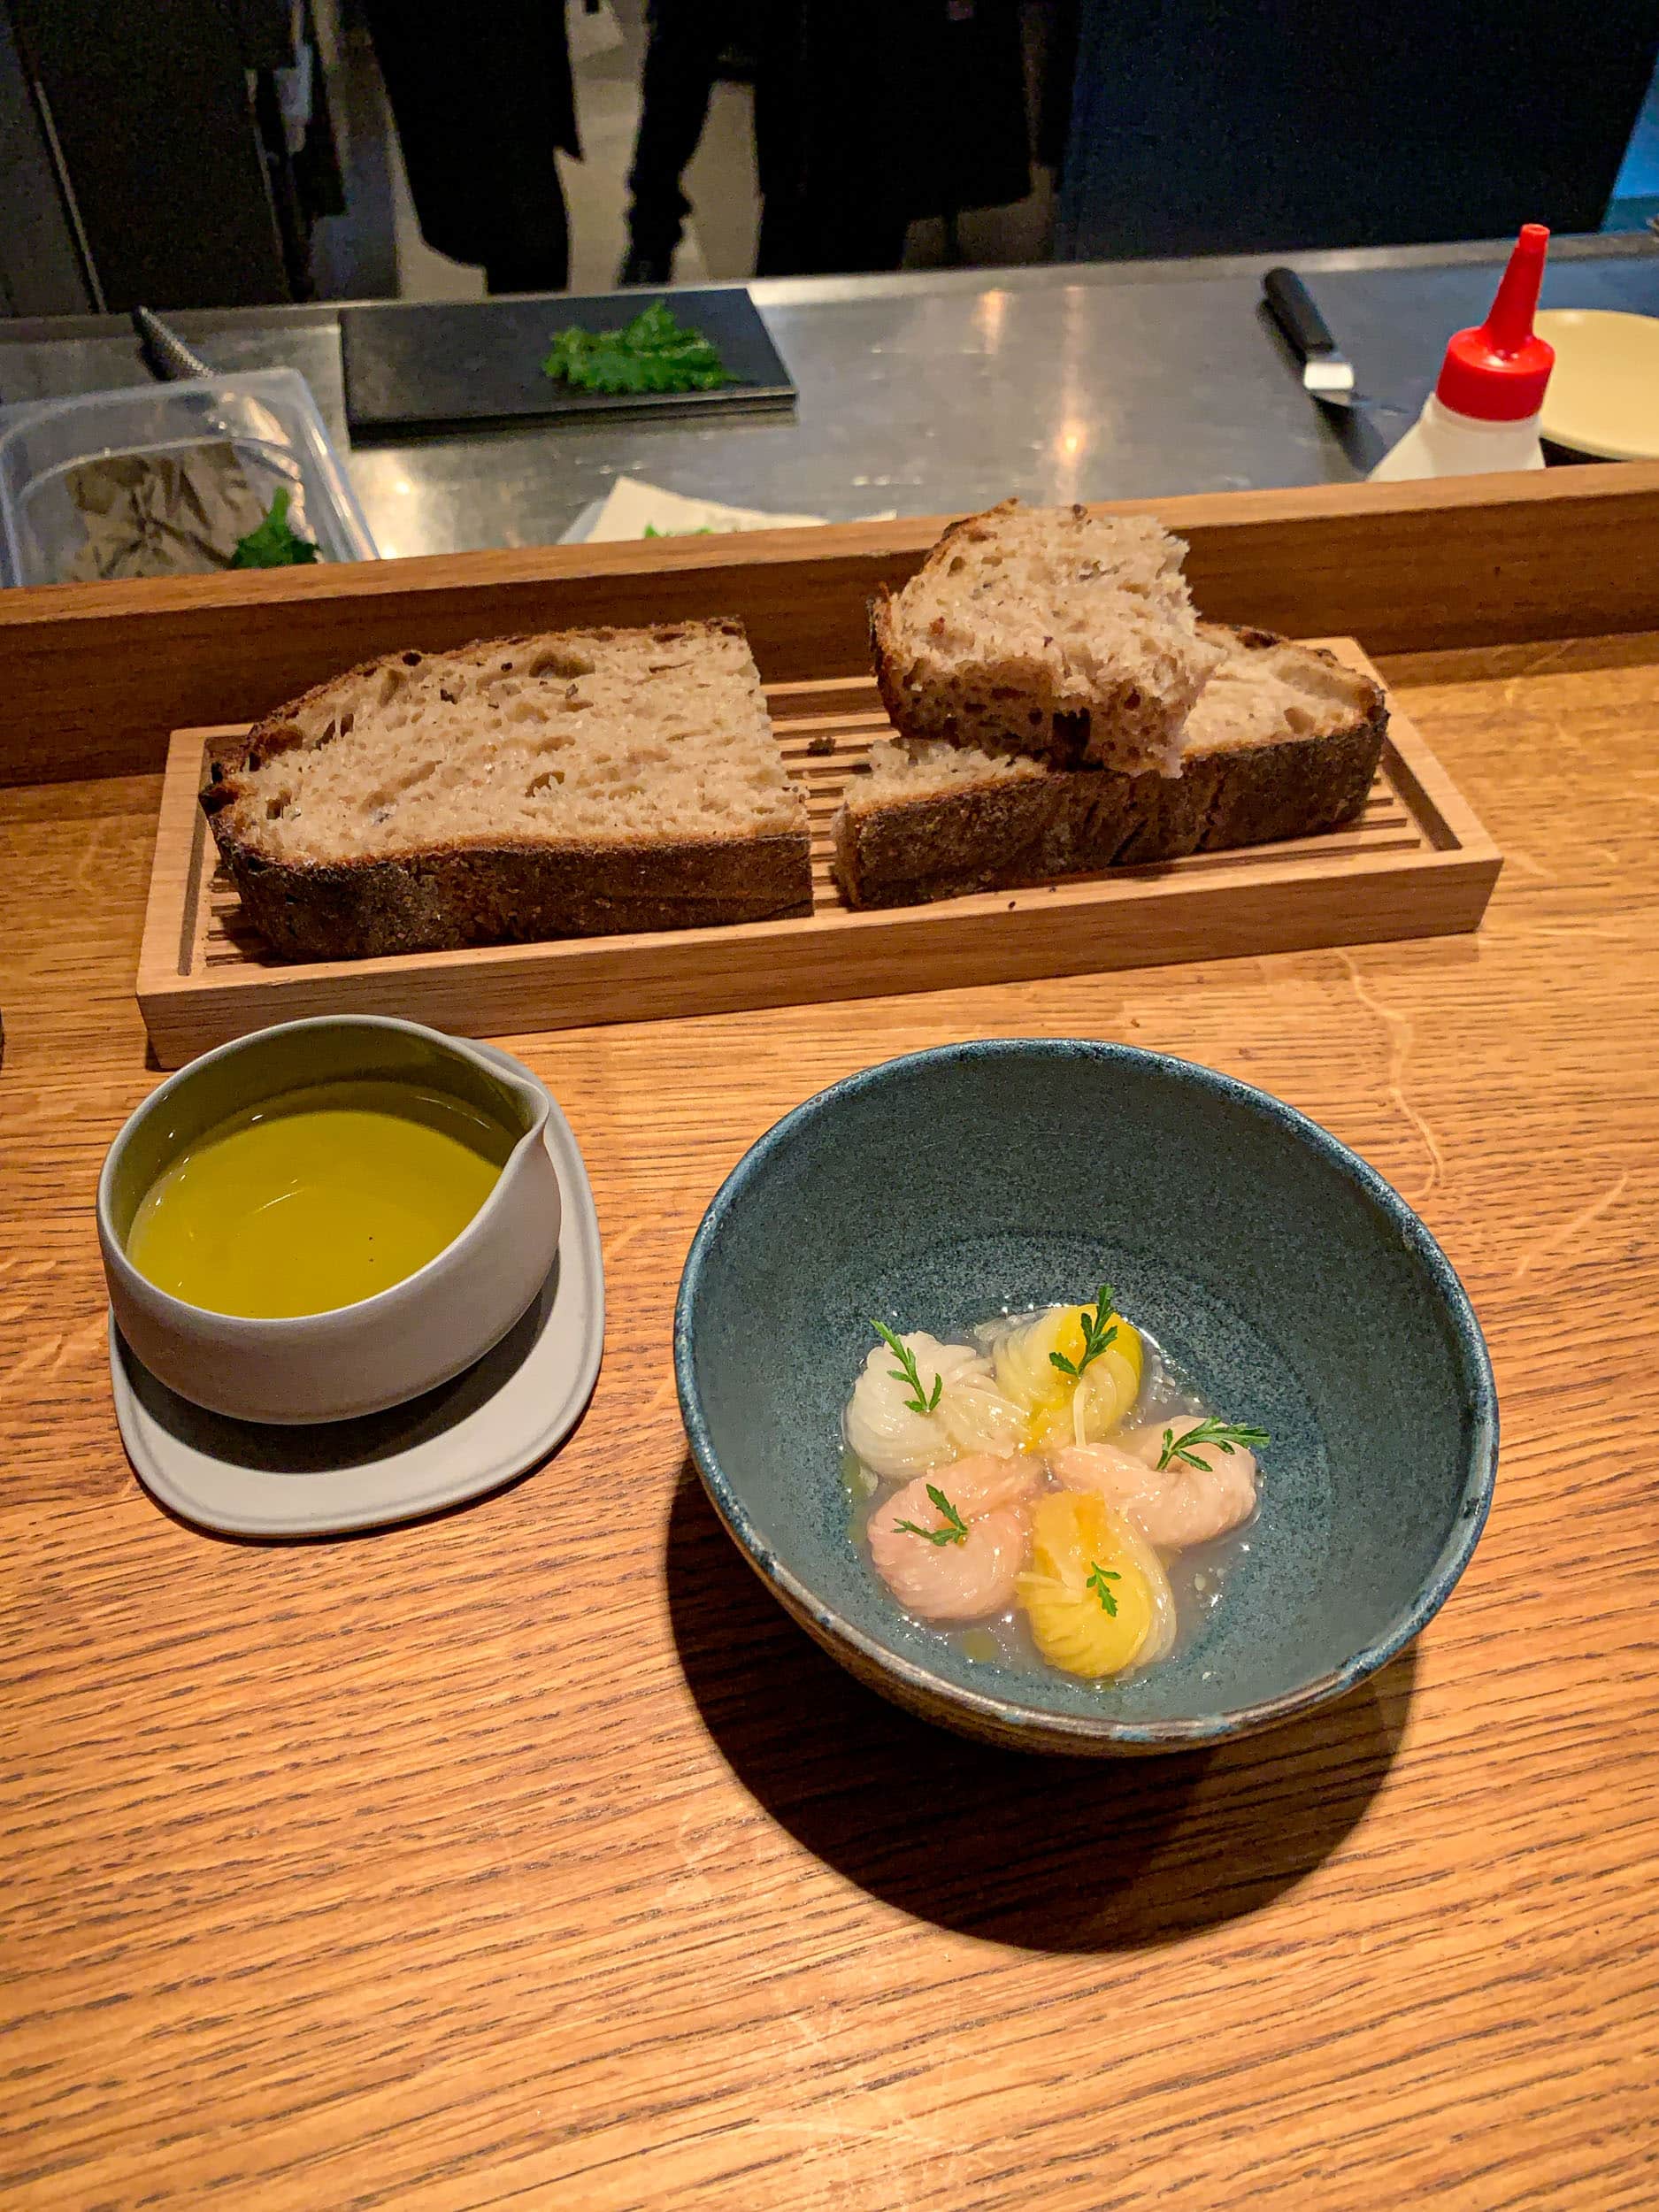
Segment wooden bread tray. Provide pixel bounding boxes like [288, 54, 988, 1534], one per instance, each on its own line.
[135, 639, 1498, 1068]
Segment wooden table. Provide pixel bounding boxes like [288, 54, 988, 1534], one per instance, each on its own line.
[4, 485, 1658, 2208]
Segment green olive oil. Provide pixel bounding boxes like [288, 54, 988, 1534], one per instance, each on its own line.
[125, 1079, 513, 1318]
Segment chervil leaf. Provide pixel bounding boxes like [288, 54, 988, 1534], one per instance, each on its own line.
[230, 487, 319, 568]
[896, 1484, 970, 1548]
[869, 1318, 945, 1419]
[1086, 1562, 1121, 1616]
[1047, 1286, 1119, 1382]
[1156, 1417, 1271, 1471]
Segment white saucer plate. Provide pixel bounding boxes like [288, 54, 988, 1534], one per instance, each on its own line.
[109, 1046, 604, 1538]
[1534, 308, 1659, 462]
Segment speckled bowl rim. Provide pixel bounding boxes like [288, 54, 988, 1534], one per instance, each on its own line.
[675, 1039, 1498, 1752]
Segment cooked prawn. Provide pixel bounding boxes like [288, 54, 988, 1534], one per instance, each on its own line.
[1053, 1425, 1257, 1550]
[866, 1454, 1040, 1622]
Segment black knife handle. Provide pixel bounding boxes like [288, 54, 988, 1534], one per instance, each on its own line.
[1263, 267, 1340, 364]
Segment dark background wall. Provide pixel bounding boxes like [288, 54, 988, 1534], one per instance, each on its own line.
[1058, 0, 1659, 259]
[0, 1, 92, 315]
[6, 0, 289, 311]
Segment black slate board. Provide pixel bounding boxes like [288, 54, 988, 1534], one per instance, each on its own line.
[341, 289, 795, 439]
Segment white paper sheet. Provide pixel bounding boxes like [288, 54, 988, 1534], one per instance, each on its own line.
[582, 476, 833, 541]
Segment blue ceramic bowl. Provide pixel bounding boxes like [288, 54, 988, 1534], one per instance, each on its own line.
[675, 1041, 1496, 1755]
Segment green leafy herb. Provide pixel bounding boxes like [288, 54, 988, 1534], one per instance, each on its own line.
[1086, 1562, 1121, 1615]
[641, 522, 714, 537]
[230, 487, 319, 568]
[541, 300, 731, 396]
[869, 1318, 943, 1417]
[896, 1484, 969, 1548]
[1156, 1417, 1271, 1471]
[1048, 1286, 1118, 1380]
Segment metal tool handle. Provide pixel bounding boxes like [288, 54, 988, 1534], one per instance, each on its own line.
[131, 306, 213, 384]
[1263, 267, 1340, 364]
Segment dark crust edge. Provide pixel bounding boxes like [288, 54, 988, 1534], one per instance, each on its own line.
[831, 771, 1058, 909]
[868, 588, 911, 743]
[219, 828, 814, 960]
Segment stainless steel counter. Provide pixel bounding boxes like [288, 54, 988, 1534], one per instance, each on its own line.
[4, 236, 1656, 563]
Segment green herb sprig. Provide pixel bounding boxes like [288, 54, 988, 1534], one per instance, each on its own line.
[541, 300, 730, 396]
[896, 1484, 969, 1548]
[870, 1318, 942, 1417]
[1156, 1417, 1271, 1471]
[1086, 1562, 1121, 1615]
[1048, 1286, 1118, 1380]
[230, 487, 319, 569]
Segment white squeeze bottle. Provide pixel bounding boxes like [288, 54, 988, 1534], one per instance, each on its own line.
[1371, 225, 1555, 480]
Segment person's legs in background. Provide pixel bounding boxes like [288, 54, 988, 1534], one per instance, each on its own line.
[751, 3, 805, 277]
[619, 0, 731, 285]
[480, 194, 569, 297]
[364, 0, 578, 294]
[754, 0, 908, 279]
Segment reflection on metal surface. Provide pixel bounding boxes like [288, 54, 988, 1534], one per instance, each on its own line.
[1053, 417, 1089, 505]
[1052, 284, 1088, 504]
[3, 245, 1656, 565]
[973, 288, 1009, 349]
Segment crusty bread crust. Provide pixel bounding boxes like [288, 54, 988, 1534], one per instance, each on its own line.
[832, 764, 1058, 910]
[222, 828, 813, 959]
[203, 620, 812, 957]
[868, 588, 910, 749]
[835, 628, 1388, 909]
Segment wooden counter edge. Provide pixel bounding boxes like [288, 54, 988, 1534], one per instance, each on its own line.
[4, 465, 1659, 790]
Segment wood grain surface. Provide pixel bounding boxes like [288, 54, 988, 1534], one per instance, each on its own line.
[4, 631, 1659, 2208]
[4, 462, 1659, 787]
[133, 648, 1499, 1068]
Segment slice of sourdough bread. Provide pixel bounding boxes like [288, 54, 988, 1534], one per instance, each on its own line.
[833, 626, 1388, 910]
[870, 499, 1225, 778]
[202, 618, 811, 958]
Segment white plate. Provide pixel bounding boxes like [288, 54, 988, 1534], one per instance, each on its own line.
[109, 1047, 603, 1538]
[1534, 309, 1659, 461]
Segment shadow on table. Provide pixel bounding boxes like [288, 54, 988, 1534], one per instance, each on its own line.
[665, 1459, 1414, 1955]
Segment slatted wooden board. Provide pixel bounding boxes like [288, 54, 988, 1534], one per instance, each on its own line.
[134, 641, 1500, 1068]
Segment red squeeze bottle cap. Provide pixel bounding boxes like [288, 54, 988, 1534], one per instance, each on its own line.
[1435, 225, 1555, 422]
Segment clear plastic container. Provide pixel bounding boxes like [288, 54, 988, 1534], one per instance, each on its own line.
[0, 368, 378, 588]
